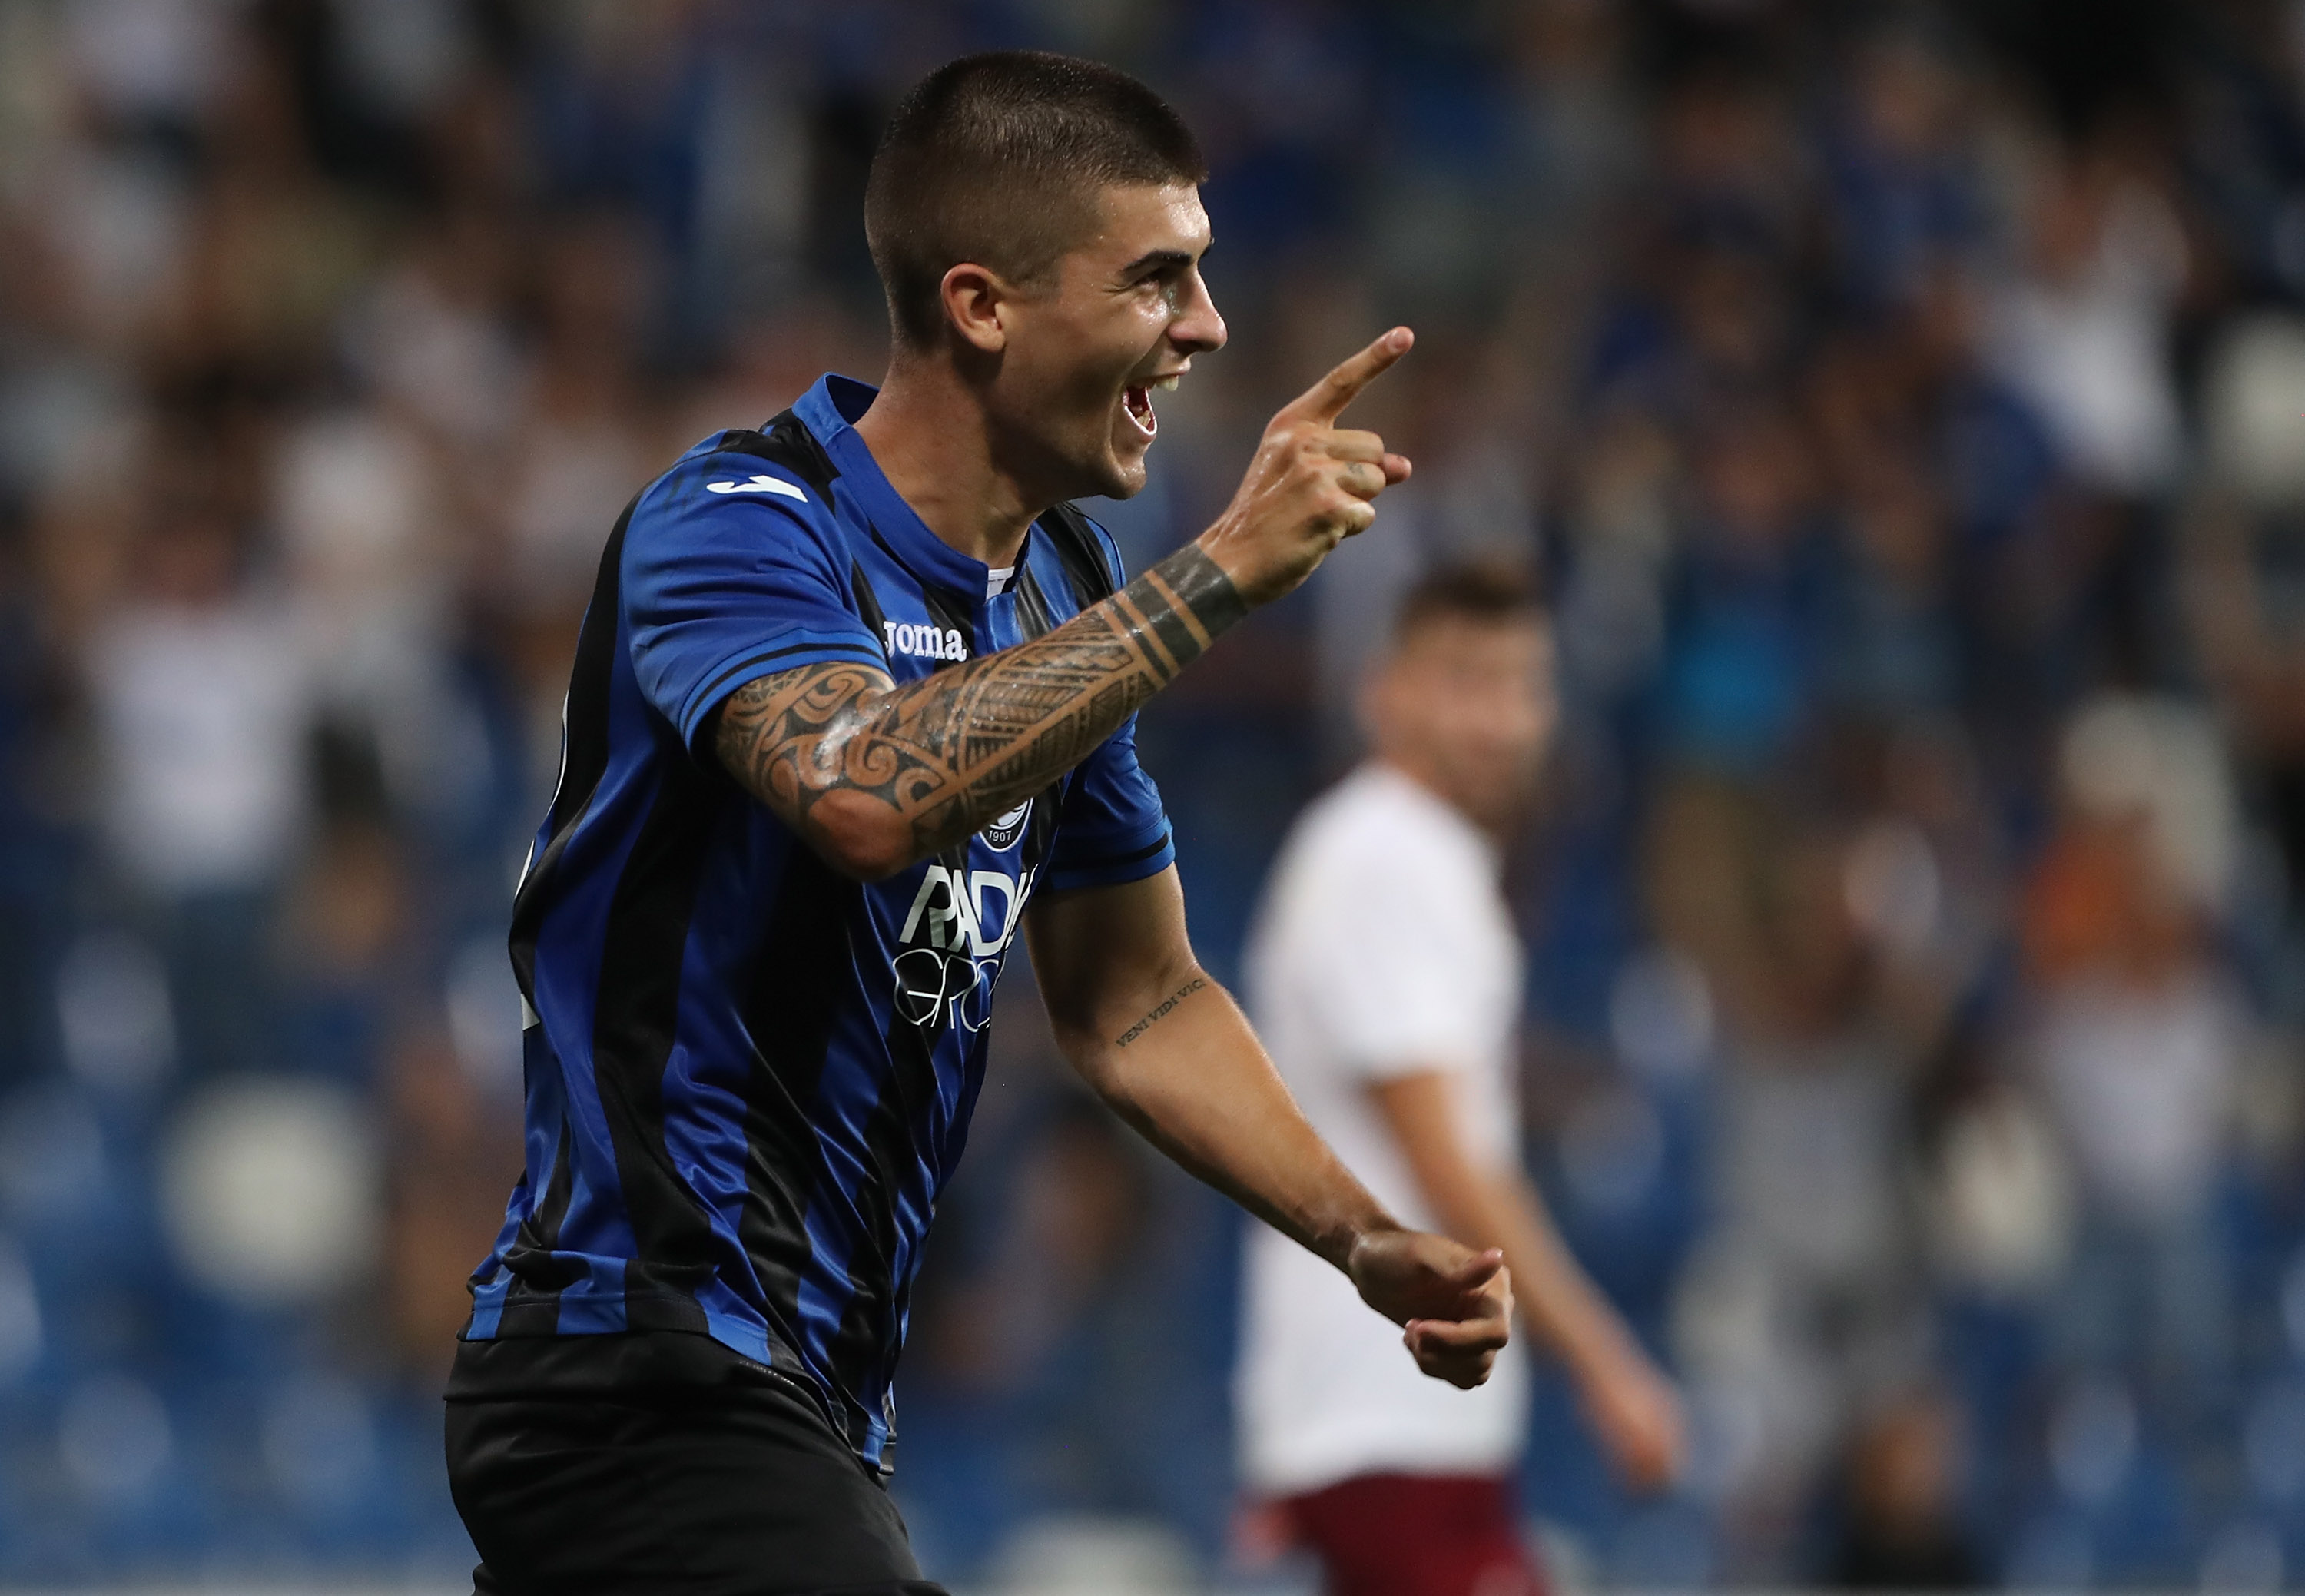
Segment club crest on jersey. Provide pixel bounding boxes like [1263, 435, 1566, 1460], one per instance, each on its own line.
[980, 800, 1030, 851]
[883, 620, 968, 663]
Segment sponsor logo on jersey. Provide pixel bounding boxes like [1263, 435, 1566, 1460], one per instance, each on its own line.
[883, 621, 969, 663]
[705, 473, 808, 501]
[892, 861, 1030, 1032]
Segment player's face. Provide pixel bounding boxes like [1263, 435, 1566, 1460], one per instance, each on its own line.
[1373, 617, 1557, 832]
[992, 181, 1225, 500]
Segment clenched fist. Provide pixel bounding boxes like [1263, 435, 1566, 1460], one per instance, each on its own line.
[1346, 1226, 1513, 1390]
[1198, 327, 1415, 607]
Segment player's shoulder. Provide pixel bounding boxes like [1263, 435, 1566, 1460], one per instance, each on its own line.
[1033, 501, 1126, 604]
[1285, 765, 1487, 882]
[636, 410, 845, 542]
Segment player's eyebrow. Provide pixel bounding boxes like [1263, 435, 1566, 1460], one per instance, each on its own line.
[1118, 246, 1202, 279]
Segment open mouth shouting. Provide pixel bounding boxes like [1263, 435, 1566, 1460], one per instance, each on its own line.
[1121, 372, 1182, 441]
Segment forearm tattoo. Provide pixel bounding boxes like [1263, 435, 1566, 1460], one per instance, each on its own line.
[713, 543, 1248, 861]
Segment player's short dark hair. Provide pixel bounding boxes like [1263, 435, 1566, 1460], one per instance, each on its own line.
[864, 51, 1207, 350]
[1393, 559, 1545, 643]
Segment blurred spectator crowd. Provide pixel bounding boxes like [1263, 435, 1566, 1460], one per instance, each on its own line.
[5, 0, 2305, 1589]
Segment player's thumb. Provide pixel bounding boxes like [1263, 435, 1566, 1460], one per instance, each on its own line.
[1444, 1246, 1505, 1292]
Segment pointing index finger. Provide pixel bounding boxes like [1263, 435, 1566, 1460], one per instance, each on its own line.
[1278, 326, 1414, 426]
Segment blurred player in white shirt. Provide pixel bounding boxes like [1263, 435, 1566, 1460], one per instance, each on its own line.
[1238, 562, 1683, 1596]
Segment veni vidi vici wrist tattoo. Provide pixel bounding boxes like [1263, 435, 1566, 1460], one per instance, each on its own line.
[713, 542, 1247, 862]
[1115, 975, 1209, 1047]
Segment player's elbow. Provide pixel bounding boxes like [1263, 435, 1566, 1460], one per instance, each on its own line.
[805, 795, 919, 881]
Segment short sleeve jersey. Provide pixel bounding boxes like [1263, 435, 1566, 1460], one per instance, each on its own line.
[460, 374, 1174, 1472]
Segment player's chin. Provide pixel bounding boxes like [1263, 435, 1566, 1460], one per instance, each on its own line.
[1099, 456, 1151, 499]
[1083, 433, 1152, 499]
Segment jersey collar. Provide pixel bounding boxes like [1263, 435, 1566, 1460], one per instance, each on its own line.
[795, 373, 1011, 602]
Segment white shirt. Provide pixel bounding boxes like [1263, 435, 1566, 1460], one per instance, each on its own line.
[90, 599, 312, 895]
[1235, 762, 1530, 1495]
[2034, 968, 2237, 1223]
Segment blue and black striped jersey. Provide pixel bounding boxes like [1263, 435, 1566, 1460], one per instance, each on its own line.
[459, 374, 1176, 1472]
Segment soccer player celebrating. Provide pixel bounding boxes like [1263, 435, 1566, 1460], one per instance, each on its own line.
[446, 51, 1512, 1596]
[1238, 566, 1686, 1596]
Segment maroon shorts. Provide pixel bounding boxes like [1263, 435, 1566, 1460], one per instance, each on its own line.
[1279, 1473, 1544, 1596]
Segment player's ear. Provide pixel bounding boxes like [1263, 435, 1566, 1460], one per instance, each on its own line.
[940, 263, 1008, 353]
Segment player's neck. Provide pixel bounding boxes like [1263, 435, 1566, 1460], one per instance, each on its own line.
[854, 360, 1040, 571]
[1369, 753, 1512, 851]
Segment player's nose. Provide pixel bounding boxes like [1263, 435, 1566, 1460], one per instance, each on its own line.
[1172, 271, 1226, 354]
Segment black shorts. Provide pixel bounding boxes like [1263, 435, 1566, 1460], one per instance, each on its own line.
[446, 1339, 946, 1596]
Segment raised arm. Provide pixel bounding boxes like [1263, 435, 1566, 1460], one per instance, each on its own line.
[711, 543, 1242, 878]
[708, 329, 1415, 881]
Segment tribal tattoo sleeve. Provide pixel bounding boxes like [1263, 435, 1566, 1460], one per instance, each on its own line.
[711, 542, 1248, 867]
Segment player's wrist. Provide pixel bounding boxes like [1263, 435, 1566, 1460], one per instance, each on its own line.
[1183, 526, 1267, 613]
[1151, 539, 1251, 636]
[1335, 1213, 1408, 1279]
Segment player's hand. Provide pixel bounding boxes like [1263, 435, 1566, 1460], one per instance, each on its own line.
[1196, 327, 1415, 607]
[1345, 1228, 1511, 1390]
[1575, 1344, 1686, 1492]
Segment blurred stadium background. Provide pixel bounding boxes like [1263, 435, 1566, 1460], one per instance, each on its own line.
[8, 0, 2305, 1590]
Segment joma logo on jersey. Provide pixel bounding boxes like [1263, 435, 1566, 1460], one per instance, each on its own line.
[893, 861, 1031, 1031]
[884, 621, 968, 663]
